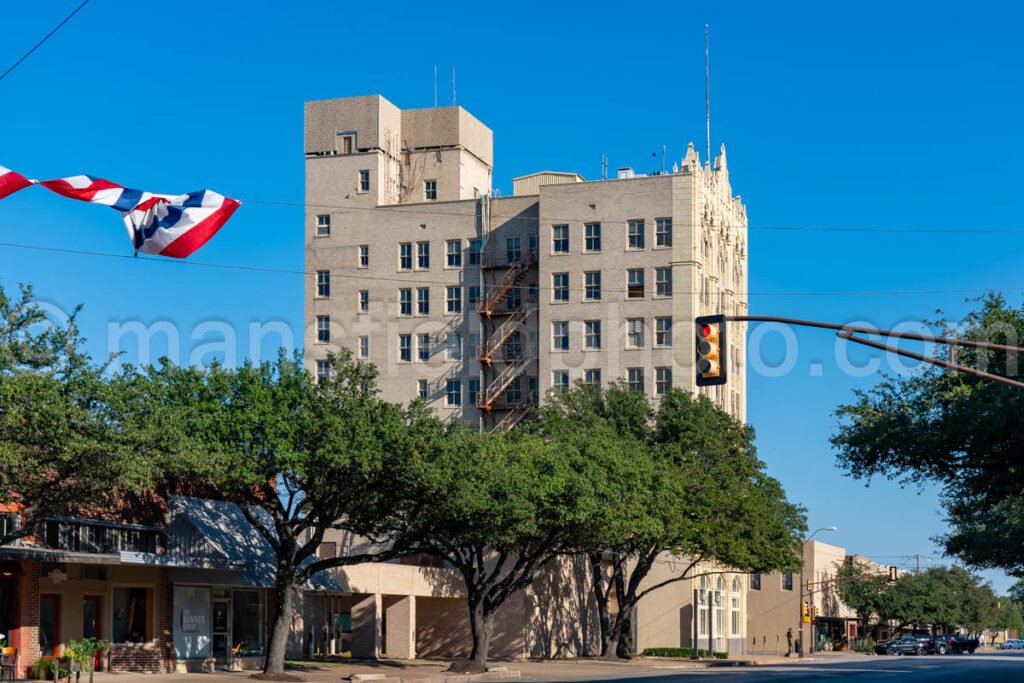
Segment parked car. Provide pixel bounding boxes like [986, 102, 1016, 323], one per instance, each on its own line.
[875, 636, 930, 656]
[997, 639, 1024, 650]
[931, 634, 978, 654]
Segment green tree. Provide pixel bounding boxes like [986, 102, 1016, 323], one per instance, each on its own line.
[832, 294, 1024, 574]
[394, 424, 596, 673]
[0, 284, 165, 545]
[147, 349, 425, 679]
[533, 384, 806, 659]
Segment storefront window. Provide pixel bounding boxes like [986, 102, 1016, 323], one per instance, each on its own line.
[232, 590, 265, 656]
[174, 586, 212, 660]
[730, 578, 741, 636]
[39, 594, 60, 656]
[113, 587, 152, 643]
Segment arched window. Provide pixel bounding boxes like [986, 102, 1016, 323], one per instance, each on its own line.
[698, 576, 708, 636]
[715, 577, 726, 650]
[730, 577, 741, 636]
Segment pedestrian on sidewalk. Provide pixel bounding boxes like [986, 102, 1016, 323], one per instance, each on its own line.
[786, 627, 793, 657]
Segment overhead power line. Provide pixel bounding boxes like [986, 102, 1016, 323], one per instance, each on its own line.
[240, 198, 1024, 235]
[0, 240, 1020, 300]
[0, 0, 93, 83]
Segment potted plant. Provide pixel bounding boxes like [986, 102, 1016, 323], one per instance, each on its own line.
[64, 638, 106, 683]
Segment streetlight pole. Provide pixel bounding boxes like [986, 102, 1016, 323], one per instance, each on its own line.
[799, 526, 837, 658]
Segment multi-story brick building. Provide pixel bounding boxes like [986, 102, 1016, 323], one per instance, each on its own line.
[305, 94, 748, 431]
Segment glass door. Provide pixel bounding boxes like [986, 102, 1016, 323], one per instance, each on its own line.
[83, 596, 101, 669]
[212, 599, 230, 666]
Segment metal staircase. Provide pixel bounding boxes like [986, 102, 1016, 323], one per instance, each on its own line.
[480, 344, 537, 411]
[489, 391, 538, 432]
[477, 305, 535, 364]
[477, 249, 537, 318]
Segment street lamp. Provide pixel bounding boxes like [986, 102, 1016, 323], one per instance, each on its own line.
[799, 526, 837, 658]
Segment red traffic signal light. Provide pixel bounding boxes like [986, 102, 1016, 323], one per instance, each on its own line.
[695, 315, 728, 387]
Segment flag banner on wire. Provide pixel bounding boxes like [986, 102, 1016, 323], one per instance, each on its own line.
[0, 166, 33, 200]
[0, 165, 239, 258]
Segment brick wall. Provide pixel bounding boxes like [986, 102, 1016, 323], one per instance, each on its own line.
[18, 560, 40, 678]
[158, 569, 172, 672]
[107, 645, 162, 673]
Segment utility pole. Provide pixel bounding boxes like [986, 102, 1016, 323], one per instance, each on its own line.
[916, 554, 921, 575]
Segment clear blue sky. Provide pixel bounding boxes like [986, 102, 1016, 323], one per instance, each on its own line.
[2, 1, 1021, 591]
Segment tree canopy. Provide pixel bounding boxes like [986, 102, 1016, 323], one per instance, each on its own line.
[833, 294, 1024, 575]
[531, 383, 806, 658]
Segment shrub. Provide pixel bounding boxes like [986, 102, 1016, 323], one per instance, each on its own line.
[32, 658, 69, 680]
[641, 647, 728, 659]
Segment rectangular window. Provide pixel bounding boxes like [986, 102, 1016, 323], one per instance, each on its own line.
[552, 224, 569, 253]
[113, 587, 152, 643]
[627, 268, 645, 298]
[628, 219, 645, 249]
[316, 360, 330, 383]
[446, 286, 462, 314]
[552, 272, 569, 302]
[584, 369, 601, 385]
[468, 286, 481, 305]
[417, 287, 429, 315]
[359, 169, 370, 192]
[359, 245, 369, 268]
[358, 290, 369, 313]
[232, 590, 266, 656]
[358, 336, 369, 359]
[468, 239, 482, 265]
[417, 241, 430, 269]
[584, 320, 601, 350]
[316, 315, 330, 343]
[316, 270, 330, 297]
[469, 379, 480, 406]
[399, 242, 412, 270]
[584, 222, 601, 252]
[627, 318, 645, 348]
[506, 237, 521, 264]
[505, 377, 522, 404]
[552, 370, 569, 393]
[446, 379, 461, 405]
[399, 288, 412, 316]
[656, 317, 672, 347]
[730, 591, 741, 637]
[529, 234, 539, 255]
[782, 573, 794, 591]
[425, 180, 437, 200]
[418, 379, 428, 399]
[399, 334, 412, 362]
[627, 367, 644, 393]
[446, 334, 462, 361]
[656, 367, 672, 395]
[584, 271, 601, 301]
[656, 218, 672, 247]
[552, 321, 569, 351]
[417, 333, 430, 361]
[446, 239, 462, 267]
[750, 573, 762, 591]
[316, 214, 330, 236]
[39, 594, 60, 655]
[656, 267, 672, 297]
[505, 285, 521, 310]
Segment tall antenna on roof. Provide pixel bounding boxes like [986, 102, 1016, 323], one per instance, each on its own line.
[705, 23, 711, 167]
[452, 67, 457, 107]
[434, 65, 438, 108]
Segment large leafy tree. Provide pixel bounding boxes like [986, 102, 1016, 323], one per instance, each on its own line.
[393, 424, 597, 673]
[533, 384, 806, 659]
[145, 349, 427, 679]
[0, 284, 166, 544]
[833, 294, 1024, 574]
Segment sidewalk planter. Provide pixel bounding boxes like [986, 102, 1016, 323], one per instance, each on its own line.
[642, 647, 729, 659]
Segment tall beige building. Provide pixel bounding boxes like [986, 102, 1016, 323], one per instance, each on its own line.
[305, 94, 748, 430]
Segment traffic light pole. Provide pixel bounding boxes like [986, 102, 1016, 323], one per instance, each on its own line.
[727, 316, 1024, 390]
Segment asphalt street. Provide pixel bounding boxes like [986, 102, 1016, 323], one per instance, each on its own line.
[544, 652, 1024, 682]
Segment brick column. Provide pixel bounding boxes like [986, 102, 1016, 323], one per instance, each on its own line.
[16, 560, 40, 678]
[158, 569, 173, 672]
[350, 594, 381, 659]
[385, 596, 416, 659]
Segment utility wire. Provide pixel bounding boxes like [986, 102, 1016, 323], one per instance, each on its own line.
[0, 240, 1020, 300]
[0, 0, 92, 83]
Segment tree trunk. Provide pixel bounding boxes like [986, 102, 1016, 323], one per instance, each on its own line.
[466, 600, 494, 674]
[615, 609, 634, 659]
[264, 570, 297, 676]
[589, 552, 614, 659]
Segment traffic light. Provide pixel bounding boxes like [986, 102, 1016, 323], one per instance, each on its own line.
[801, 601, 810, 619]
[806, 579, 813, 593]
[695, 315, 728, 386]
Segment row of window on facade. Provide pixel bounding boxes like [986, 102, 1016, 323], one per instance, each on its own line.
[315, 166, 438, 201]
[314, 316, 674, 354]
[312, 218, 672, 257]
[313, 268, 672, 311]
[748, 571, 795, 592]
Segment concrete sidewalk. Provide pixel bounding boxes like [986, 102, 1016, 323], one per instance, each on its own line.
[76, 653, 866, 683]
